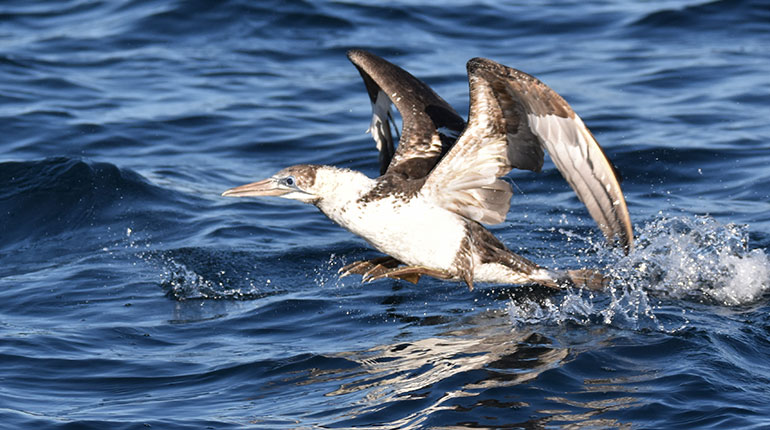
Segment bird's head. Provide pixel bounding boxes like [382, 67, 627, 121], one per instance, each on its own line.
[222, 164, 323, 204]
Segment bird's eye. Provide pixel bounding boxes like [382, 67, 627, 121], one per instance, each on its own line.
[284, 176, 296, 187]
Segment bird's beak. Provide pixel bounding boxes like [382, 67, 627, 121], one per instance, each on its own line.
[221, 178, 289, 197]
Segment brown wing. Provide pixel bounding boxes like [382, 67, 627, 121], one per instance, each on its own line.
[347, 49, 465, 179]
[423, 58, 633, 253]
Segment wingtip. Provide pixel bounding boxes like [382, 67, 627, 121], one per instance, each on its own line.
[466, 57, 496, 74]
[610, 224, 634, 255]
[347, 48, 374, 65]
[346, 48, 363, 60]
[622, 233, 634, 255]
[616, 198, 634, 255]
[466, 57, 484, 72]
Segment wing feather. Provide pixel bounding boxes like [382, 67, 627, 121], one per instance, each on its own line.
[423, 58, 633, 252]
[348, 49, 465, 179]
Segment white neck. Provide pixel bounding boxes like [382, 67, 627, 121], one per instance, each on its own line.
[314, 166, 374, 214]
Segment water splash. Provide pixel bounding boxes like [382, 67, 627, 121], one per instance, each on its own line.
[118, 227, 277, 300]
[145, 250, 280, 301]
[509, 215, 770, 330]
[615, 215, 770, 306]
[312, 253, 343, 287]
[153, 256, 232, 300]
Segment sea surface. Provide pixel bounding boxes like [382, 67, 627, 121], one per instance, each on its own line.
[2, 0, 770, 428]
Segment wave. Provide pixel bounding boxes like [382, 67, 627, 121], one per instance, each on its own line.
[138, 243, 351, 301]
[630, 0, 770, 33]
[130, 0, 354, 41]
[0, 157, 168, 250]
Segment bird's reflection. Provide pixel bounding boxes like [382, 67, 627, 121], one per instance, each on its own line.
[301, 308, 643, 429]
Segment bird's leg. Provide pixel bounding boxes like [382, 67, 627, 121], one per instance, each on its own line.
[363, 265, 453, 285]
[361, 263, 420, 284]
[339, 257, 423, 284]
[338, 256, 401, 278]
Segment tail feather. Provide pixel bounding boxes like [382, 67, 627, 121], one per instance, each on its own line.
[564, 269, 609, 291]
[468, 221, 609, 291]
[528, 267, 609, 290]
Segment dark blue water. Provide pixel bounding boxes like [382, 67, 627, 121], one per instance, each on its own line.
[2, 1, 770, 428]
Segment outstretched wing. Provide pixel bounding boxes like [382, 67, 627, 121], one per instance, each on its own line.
[423, 57, 633, 252]
[347, 49, 466, 179]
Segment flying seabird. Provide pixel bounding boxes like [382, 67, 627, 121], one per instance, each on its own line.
[222, 50, 633, 290]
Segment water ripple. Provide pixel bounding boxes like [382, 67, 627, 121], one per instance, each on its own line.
[2, 0, 770, 428]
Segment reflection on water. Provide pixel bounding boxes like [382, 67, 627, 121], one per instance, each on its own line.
[298, 311, 646, 429]
[130, 214, 768, 428]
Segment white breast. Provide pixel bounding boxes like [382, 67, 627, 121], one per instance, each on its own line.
[327, 193, 467, 270]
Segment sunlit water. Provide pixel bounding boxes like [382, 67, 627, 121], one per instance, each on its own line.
[2, 0, 770, 428]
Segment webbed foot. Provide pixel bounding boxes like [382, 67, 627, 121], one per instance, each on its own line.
[363, 265, 453, 285]
[339, 256, 401, 278]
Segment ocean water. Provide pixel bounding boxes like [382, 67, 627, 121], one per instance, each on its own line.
[2, 0, 770, 428]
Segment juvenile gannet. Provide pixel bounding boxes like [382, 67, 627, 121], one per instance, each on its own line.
[223, 50, 633, 290]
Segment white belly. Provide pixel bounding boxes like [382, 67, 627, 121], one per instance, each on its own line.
[329, 195, 467, 270]
[473, 263, 531, 284]
[319, 190, 561, 287]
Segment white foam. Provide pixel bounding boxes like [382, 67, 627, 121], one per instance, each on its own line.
[706, 249, 770, 305]
[508, 215, 770, 330]
[616, 215, 770, 306]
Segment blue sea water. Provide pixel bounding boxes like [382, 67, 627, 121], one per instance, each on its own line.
[2, 0, 770, 428]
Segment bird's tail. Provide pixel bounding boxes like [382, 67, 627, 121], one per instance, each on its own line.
[529, 267, 609, 291]
[563, 269, 609, 291]
[492, 246, 610, 291]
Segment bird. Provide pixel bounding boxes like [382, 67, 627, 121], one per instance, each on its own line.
[222, 49, 633, 291]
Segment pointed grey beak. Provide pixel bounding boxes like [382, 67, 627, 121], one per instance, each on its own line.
[222, 178, 289, 197]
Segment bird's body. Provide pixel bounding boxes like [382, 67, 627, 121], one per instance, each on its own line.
[321, 173, 466, 272]
[310, 166, 557, 286]
[223, 50, 633, 290]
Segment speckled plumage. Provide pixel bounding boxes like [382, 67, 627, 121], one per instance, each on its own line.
[223, 50, 634, 290]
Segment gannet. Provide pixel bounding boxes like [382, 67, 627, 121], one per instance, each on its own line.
[222, 50, 633, 290]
